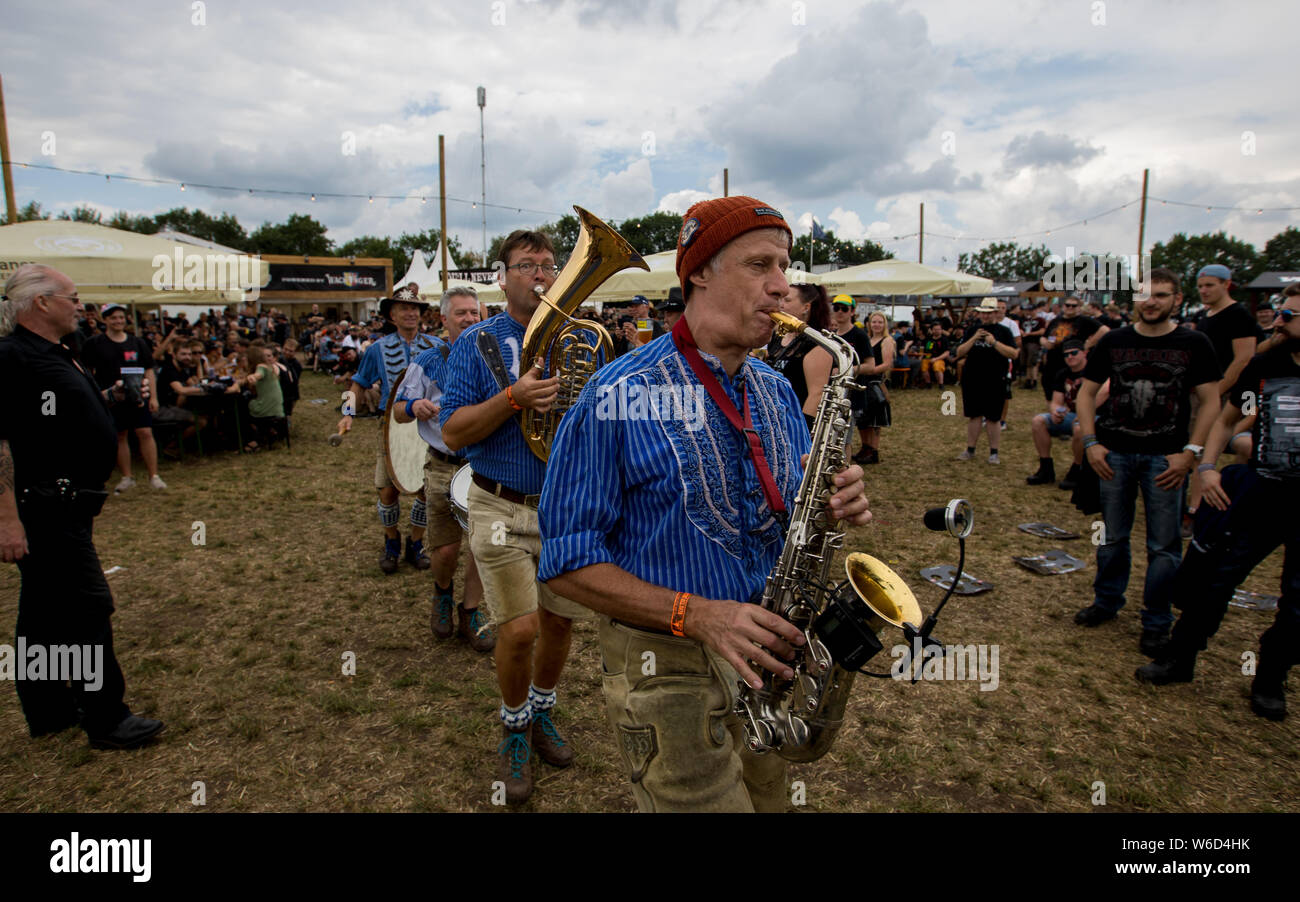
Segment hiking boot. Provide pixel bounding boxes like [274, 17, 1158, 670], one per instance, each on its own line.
[1026, 464, 1056, 485]
[405, 537, 431, 571]
[431, 592, 455, 640]
[1139, 630, 1170, 658]
[1058, 464, 1081, 491]
[113, 476, 136, 494]
[458, 604, 495, 653]
[1135, 654, 1195, 685]
[957, 449, 974, 461]
[379, 537, 401, 575]
[1250, 664, 1287, 721]
[1074, 604, 1117, 627]
[497, 725, 532, 804]
[530, 710, 574, 768]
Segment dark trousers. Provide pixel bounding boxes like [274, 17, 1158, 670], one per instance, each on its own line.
[13, 511, 130, 737]
[1170, 468, 1300, 671]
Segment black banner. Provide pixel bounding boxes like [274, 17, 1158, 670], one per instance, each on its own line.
[262, 263, 386, 293]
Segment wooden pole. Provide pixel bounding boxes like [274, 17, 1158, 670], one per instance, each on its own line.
[1136, 168, 1149, 283]
[438, 135, 449, 291]
[0, 74, 18, 224]
[919, 202, 925, 264]
[723, 168, 729, 198]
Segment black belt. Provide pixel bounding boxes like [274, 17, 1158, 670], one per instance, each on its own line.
[429, 448, 467, 467]
[18, 479, 109, 518]
[471, 472, 540, 508]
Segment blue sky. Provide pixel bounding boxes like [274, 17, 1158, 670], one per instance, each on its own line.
[3, 0, 1295, 267]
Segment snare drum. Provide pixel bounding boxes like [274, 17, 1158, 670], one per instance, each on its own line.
[448, 465, 473, 531]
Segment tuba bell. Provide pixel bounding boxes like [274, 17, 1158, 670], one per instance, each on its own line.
[519, 206, 649, 461]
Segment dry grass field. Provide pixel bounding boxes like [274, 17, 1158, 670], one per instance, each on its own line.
[1, 369, 1295, 813]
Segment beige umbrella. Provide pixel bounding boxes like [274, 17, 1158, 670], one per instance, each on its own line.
[818, 259, 991, 297]
[0, 220, 266, 305]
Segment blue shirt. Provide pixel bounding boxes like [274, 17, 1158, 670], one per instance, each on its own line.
[395, 338, 452, 455]
[439, 312, 545, 494]
[538, 333, 811, 604]
[353, 331, 438, 412]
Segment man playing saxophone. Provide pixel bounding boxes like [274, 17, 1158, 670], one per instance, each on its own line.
[440, 230, 592, 806]
[539, 196, 871, 812]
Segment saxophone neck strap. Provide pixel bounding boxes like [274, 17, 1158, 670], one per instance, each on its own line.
[671, 316, 787, 516]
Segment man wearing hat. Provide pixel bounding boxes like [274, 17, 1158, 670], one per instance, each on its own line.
[660, 287, 685, 331]
[626, 294, 666, 348]
[538, 196, 871, 812]
[1026, 338, 1094, 488]
[336, 287, 439, 573]
[954, 298, 1018, 464]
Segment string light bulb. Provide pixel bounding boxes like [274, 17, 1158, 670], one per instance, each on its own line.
[180, 183, 186, 191]
[310, 194, 316, 201]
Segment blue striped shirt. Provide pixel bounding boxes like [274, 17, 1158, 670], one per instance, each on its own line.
[438, 312, 544, 494]
[538, 333, 811, 604]
[395, 339, 452, 455]
[353, 330, 438, 412]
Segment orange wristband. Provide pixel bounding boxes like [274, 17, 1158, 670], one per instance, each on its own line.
[505, 384, 523, 412]
[670, 592, 691, 637]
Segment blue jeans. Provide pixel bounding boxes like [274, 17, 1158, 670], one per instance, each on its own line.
[1093, 451, 1183, 631]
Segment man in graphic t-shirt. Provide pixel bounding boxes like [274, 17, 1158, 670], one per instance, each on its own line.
[1073, 268, 1220, 656]
[1137, 284, 1300, 720]
[1041, 295, 1107, 401]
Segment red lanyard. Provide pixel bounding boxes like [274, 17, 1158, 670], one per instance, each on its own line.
[671, 316, 787, 516]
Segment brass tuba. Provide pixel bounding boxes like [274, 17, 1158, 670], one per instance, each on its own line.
[519, 206, 649, 461]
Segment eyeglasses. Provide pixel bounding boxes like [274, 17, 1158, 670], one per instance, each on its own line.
[1063, 303, 1080, 309]
[44, 293, 81, 303]
[1147, 291, 1175, 300]
[507, 262, 560, 277]
[1277, 308, 1298, 323]
[832, 304, 852, 312]
[1064, 349, 1084, 357]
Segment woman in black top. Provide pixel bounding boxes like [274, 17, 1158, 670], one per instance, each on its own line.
[766, 283, 832, 430]
[854, 311, 895, 463]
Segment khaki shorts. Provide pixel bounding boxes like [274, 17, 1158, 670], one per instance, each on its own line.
[421, 449, 464, 548]
[597, 616, 787, 813]
[466, 481, 590, 625]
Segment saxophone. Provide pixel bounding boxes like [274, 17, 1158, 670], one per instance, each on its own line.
[734, 311, 923, 763]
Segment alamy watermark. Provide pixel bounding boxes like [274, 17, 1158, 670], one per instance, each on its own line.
[594, 382, 707, 431]
[1042, 249, 1151, 294]
[152, 249, 263, 301]
[0, 640, 103, 691]
[890, 637, 999, 691]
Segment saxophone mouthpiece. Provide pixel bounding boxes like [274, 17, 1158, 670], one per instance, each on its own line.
[533, 285, 544, 295]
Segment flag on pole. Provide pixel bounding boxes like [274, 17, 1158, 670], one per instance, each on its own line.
[811, 218, 827, 240]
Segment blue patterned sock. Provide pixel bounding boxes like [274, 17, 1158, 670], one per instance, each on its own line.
[528, 684, 557, 714]
[500, 699, 531, 731]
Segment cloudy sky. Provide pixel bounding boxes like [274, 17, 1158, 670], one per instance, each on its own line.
[4, 0, 1296, 269]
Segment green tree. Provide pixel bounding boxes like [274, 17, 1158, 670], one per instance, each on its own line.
[540, 214, 581, 257]
[615, 211, 683, 256]
[107, 210, 158, 233]
[792, 230, 893, 268]
[1149, 230, 1259, 309]
[151, 207, 250, 250]
[957, 241, 1052, 281]
[338, 235, 405, 275]
[56, 205, 103, 224]
[0, 200, 51, 225]
[249, 213, 334, 256]
[1260, 226, 1300, 272]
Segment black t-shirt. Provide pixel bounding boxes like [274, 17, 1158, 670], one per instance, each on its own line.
[1195, 302, 1257, 373]
[1084, 325, 1220, 454]
[1229, 348, 1300, 479]
[0, 326, 118, 492]
[1043, 314, 1102, 377]
[81, 332, 155, 390]
[1050, 367, 1087, 413]
[958, 322, 1016, 385]
[921, 336, 949, 359]
[157, 361, 196, 407]
[837, 325, 872, 383]
[767, 334, 818, 410]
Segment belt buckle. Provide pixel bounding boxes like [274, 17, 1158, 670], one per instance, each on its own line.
[54, 478, 74, 500]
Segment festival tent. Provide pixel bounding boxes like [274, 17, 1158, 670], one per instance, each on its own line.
[0, 220, 266, 305]
[588, 250, 820, 302]
[818, 259, 991, 298]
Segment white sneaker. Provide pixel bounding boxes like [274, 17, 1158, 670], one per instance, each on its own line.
[149, 474, 168, 490]
[989, 452, 1000, 464]
[114, 476, 136, 494]
[957, 450, 974, 461]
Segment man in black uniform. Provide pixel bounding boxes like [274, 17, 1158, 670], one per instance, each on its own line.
[0, 265, 164, 749]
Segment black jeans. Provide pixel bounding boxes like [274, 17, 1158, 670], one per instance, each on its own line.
[1171, 467, 1300, 669]
[13, 509, 130, 737]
